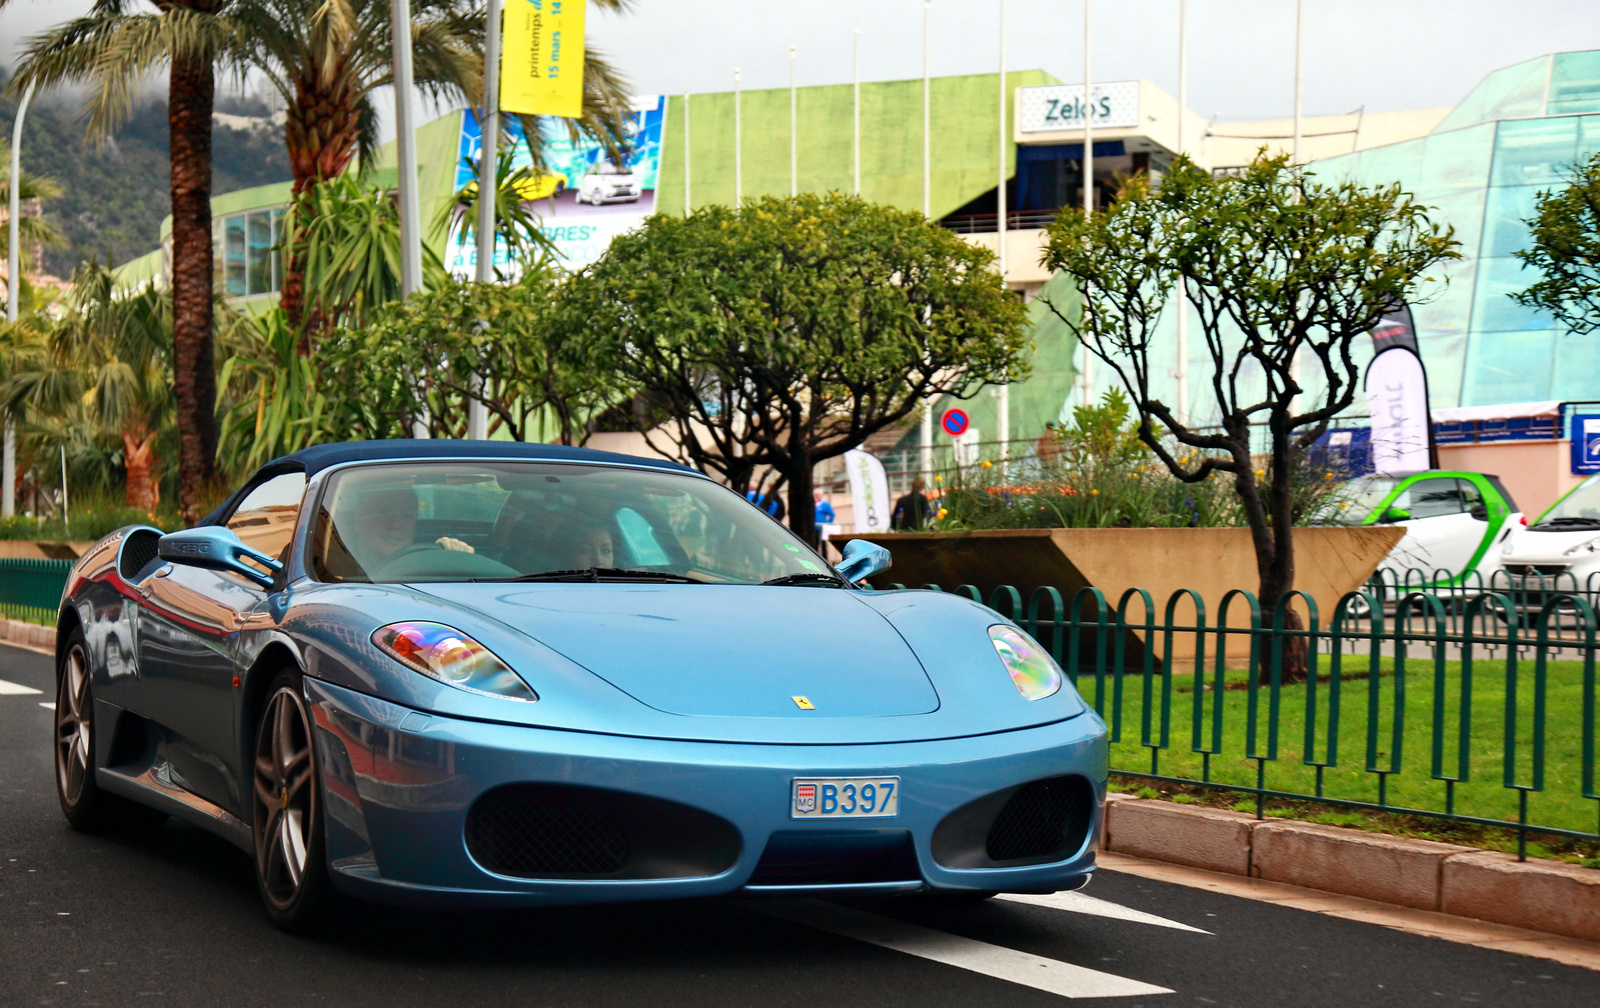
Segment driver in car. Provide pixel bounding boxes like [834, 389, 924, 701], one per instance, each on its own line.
[344, 484, 474, 573]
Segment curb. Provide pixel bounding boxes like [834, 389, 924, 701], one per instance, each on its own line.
[0, 616, 55, 655]
[1101, 794, 1600, 943]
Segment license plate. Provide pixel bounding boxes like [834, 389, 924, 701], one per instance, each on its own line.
[791, 777, 899, 819]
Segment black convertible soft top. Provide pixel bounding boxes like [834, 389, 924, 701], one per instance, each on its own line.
[202, 439, 697, 526]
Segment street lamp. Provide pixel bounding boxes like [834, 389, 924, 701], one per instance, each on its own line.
[4, 80, 36, 519]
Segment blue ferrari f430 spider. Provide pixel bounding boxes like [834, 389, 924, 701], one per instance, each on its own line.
[52, 441, 1108, 929]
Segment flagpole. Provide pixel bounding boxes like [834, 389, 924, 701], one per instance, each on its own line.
[790, 45, 798, 197]
[390, 0, 427, 436]
[1174, 0, 1189, 425]
[1293, 0, 1304, 167]
[734, 68, 743, 203]
[4, 80, 33, 517]
[853, 27, 861, 196]
[921, 1, 935, 479]
[468, 0, 502, 442]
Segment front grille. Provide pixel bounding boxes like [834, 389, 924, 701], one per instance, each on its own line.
[1507, 563, 1570, 579]
[464, 783, 741, 881]
[749, 830, 918, 886]
[986, 778, 1088, 862]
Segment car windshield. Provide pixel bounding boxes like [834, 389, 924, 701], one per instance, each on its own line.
[1336, 475, 1400, 522]
[1536, 473, 1600, 527]
[310, 461, 838, 585]
[593, 161, 628, 175]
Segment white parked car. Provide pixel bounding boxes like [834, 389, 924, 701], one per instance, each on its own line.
[1341, 470, 1523, 593]
[1498, 472, 1600, 605]
[577, 160, 641, 205]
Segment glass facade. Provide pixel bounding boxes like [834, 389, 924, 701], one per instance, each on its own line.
[217, 207, 285, 298]
[1309, 51, 1600, 408]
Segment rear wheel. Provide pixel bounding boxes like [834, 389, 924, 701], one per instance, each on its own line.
[55, 629, 109, 829]
[252, 670, 333, 931]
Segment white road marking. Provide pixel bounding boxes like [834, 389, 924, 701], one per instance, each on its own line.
[0, 678, 43, 695]
[40, 702, 55, 709]
[1001, 891, 1213, 934]
[759, 899, 1172, 999]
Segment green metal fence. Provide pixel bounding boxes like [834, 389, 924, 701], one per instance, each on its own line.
[886, 577, 1599, 858]
[0, 557, 74, 624]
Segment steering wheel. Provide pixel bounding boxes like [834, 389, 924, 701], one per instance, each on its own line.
[370, 542, 443, 577]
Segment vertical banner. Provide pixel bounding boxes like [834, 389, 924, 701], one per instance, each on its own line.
[501, 0, 585, 117]
[1365, 346, 1433, 476]
[844, 450, 891, 534]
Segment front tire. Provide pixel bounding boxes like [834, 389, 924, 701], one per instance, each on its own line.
[252, 670, 333, 931]
[55, 629, 108, 829]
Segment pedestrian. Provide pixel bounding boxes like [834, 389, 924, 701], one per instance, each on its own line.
[747, 479, 785, 521]
[813, 487, 837, 556]
[891, 477, 932, 531]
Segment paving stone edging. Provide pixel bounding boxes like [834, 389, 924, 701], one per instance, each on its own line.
[1101, 794, 1600, 943]
[0, 616, 55, 653]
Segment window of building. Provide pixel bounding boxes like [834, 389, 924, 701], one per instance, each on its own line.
[216, 206, 286, 298]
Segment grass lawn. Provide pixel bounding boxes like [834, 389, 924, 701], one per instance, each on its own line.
[1082, 656, 1599, 840]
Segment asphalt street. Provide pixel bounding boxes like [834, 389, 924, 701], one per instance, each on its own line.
[1, 644, 1595, 1008]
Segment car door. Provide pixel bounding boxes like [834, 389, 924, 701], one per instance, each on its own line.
[135, 470, 307, 813]
[1384, 476, 1485, 582]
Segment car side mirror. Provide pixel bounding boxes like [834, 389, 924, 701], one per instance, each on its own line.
[158, 526, 282, 588]
[836, 539, 891, 584]
[1379, 506, 1412, 523]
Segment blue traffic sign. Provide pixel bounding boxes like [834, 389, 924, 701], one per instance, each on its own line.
[941, 408, 970, 437]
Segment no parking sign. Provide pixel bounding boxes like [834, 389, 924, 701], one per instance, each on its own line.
[940, 408, 970, 437]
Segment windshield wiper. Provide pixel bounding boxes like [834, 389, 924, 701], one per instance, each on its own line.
[1533, 517, 1600, 529]
[762, 572, 848, 588]
[473, 567, 709, 584]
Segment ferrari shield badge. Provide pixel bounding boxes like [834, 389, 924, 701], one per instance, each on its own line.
[791, 695, 815, 710]
[794, 783, 818, 814]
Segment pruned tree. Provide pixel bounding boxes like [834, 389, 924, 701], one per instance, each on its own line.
[561, 192, 1031, 540]
[1514, 151, 1600, 335]
[1041, 154, 1459, 677]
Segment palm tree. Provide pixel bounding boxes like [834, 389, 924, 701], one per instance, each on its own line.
[4, 0, 236, 523]
[227, 0, 636, 334]
[0, 139, 64, 309]
[2, 263, 174, 511]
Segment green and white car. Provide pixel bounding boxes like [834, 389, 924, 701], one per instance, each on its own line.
[1342, 470, 1523, 589]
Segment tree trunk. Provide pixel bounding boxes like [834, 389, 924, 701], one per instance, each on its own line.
[169, 46, 219, 525]
[280, 70, 361, 348]
[1259, 416, 1308, 684]
[122, 430, 160, 512]
[785, 458, 818, 546]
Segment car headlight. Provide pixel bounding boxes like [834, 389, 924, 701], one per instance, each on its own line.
[372, 621, 537, 701]
[989, 625, 1063, 701]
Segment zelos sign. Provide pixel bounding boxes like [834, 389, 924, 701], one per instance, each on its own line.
[1017, 81, 1140, 133]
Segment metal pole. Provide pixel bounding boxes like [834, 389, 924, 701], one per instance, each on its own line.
[683, 91, 691, 213]
[734, 68, 742, 203]
[4, 81, 31, 518]
[59, 443, 67, 522]
[1080, 0, 1094, 407]
[790, 45, 798, 197]
[852, 28, 861, 196]
[996, 0, 1008, 455]
[1293, 0, 1304, 167]
[391, 0, 428, 437]
[922, 1, 931, 218]
[469, 0, 502, 442]
[1174, 0, 1189, 425]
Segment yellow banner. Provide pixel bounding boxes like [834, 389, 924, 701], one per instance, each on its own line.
[501, 0, 586, 118]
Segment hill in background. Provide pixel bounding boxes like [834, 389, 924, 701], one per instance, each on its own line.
[1, 79, 292, 278]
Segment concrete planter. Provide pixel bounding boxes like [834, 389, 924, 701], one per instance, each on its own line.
[854, 526, 1402, 669]
[0, 540, 94, 560]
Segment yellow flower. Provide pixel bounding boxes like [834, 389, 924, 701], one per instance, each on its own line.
[981, 460, 993, 469]
[1126, 471, 1137, 478]
[1323, 472, 1334, 480]
[1089, 488, 1100, 496]
[1254, 468, 1265, 478]
[936, 508, 948, 519]
[1339, 501, 1349, 508]
[934, 475, 942, 483]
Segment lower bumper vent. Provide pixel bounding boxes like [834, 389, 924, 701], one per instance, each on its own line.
[465, 783, 740, 881]
[749, 830, 919, 886]
[932, 774, 1095, 869]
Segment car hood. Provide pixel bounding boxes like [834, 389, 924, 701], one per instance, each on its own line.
[416, 583, 938, 719]
[286, 582, 1087, 744]
[1504, 527, 1600, 565]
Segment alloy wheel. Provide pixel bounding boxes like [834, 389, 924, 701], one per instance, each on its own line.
[253, 686, 316, 909]
[55, 645, 92, 806]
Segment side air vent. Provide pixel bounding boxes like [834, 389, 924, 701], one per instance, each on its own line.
[465, 783, 740, 881]
[931, 774, 1095, 869]
[118, 527, 163, 581]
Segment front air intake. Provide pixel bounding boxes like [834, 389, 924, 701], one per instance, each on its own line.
[931, 774, 1095, 869]
[465, 783, 740, 880]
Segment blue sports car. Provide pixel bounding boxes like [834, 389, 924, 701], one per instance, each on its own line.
[52, 441, 1108, 930]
